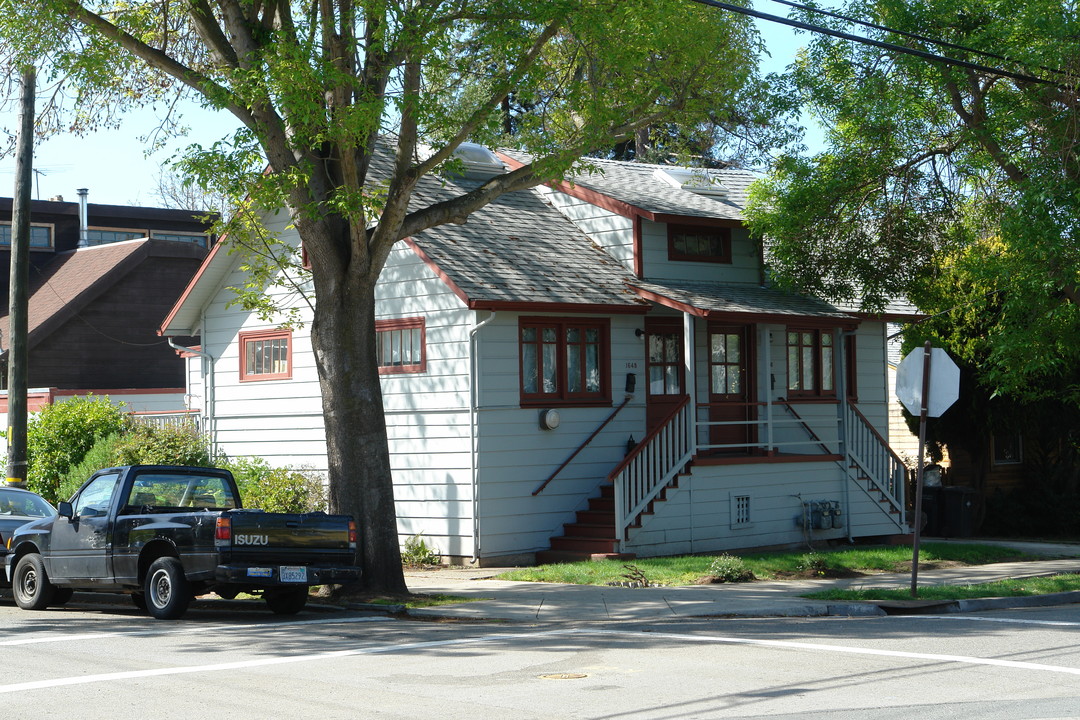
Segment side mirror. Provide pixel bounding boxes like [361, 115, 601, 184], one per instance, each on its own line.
[58, 501, 73, 519]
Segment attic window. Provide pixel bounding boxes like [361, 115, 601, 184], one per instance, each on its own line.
[667, 224, 732, 263]
[652, 168, 730, 198]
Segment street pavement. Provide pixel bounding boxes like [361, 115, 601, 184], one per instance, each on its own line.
[378, 538, 1080, 623]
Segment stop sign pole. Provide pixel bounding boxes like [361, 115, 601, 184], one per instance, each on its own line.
[910, 342, 933, 597]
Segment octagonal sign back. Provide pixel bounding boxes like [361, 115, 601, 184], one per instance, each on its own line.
[895, 347, 960, 417]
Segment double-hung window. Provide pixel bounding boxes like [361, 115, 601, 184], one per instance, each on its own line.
[240, 329, 292, 381]
[520, 318, 610, 406]
[785, 329, 858, 399]
[787, 329, 834, 397]
[376, 317, 426, 374]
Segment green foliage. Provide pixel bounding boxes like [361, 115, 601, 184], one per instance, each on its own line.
[746, 1, 1080, 402]
[26, 396, 128, 503]
[706, 554, 756, 583]
[220, 456, 326, 513]
[57, 432, 124, 503]
[796, 552, 828, 577]
[804, 574, 1080, 603]
[112, 423, 211, 467]
[400, 533, 441, 568]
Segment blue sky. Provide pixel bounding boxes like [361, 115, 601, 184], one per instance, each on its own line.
[0, 16, 817, 207]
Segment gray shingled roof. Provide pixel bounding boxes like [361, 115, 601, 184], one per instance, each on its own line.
[408, 172, 646, 307]
[630, 279, 856, 321]
[500, 150, 755, 221]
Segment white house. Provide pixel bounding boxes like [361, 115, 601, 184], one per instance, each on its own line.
[160, 146, 914, 565]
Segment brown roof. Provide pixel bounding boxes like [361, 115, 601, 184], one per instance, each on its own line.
[0, 239, 205, 354]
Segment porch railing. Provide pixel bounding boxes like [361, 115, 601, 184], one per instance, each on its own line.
[129, 410, 201, 432]
[608, 396, 693, 547]
[845, 402, 906, 518]
[693, 401, 841, 455]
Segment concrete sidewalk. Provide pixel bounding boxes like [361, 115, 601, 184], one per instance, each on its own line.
[391, 539, 1080, 622]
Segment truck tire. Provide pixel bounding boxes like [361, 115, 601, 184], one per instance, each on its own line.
[265, 587, 308, 615]
[13, 553, 57, 611]
[144, 557, 191, 620]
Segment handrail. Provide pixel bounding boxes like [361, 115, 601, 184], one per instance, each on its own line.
[847, 402, 907, 468]
[776, 400, 833, 455]
[606, 396, 690, 481]
[532, 395, 633, 496]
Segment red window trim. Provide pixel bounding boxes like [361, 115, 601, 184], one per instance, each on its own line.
[786, 328, 835, 398]
[667, 223, 732, 264]
[781, 328, 855, 399]
[239, 329, 292, 382]
[376, 317, 426, 375]
[518, 317, 611, 407]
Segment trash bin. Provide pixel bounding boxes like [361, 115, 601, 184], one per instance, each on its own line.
[940, 486, 978, 538]
[920, 485, 942, 536]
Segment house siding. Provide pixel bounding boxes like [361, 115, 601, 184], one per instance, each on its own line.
[640, 219, 760, 284]
[534, 185, 636, 273]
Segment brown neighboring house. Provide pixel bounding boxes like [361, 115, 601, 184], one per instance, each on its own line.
[0, 239, 206, 390]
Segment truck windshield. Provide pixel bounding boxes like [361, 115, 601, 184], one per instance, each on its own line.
[125, 473, 239, 511]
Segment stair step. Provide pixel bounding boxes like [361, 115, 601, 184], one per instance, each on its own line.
[598, 484, 614, 498]
[550, 535, 619, 553]
[588, 497, 615, 512]
[576, 509, 615, 525]
[564, 522, 614, 538]
[536, 549, 636, 564]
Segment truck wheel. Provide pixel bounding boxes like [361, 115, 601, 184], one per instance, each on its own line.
[13, 553, 57, 611]
[144, 557, 191, 620]
[265, 588, 308, 615]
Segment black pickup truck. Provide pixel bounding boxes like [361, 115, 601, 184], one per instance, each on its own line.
[4, 465, 360, 619]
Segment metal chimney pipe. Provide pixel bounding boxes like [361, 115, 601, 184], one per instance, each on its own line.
[76, 188, 88, 247]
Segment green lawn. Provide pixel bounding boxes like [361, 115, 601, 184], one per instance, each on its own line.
[804, 574, 1080, 602]
[495, 543, 1033, 587]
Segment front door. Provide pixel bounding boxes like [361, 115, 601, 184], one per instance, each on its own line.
[707, 325, 755, 454]
[645, 319, 686, 432]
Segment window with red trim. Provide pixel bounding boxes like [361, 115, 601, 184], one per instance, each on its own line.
[785, 329, 857, 399]
[240, 329, 292, 381]
[376, 317, 426, 374]
[786, 329, 834, 397]
[667, 224, 732, 263]
[519, 318, 610, 406]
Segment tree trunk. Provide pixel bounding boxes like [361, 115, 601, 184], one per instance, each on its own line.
[310, 257, 408, 596]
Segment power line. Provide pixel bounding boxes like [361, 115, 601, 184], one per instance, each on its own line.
[687, 0, 1065, 88]
[766, 0, 1072, 80]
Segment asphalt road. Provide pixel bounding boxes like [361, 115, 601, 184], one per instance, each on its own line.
[1, 594, 1079, 719]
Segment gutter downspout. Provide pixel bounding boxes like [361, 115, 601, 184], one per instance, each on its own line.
[167, 336, 215, 457]
[468, 311, 497, 563]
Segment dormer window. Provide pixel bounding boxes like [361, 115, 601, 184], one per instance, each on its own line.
[667, 224, 732, 264]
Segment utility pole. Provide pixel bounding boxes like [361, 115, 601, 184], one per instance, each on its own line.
[6, 66, 35, 488]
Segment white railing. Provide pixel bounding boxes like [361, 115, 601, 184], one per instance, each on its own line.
[129, 410, 202, 432]
[845, 402, 906, 517]
[609, 397, 693, 548]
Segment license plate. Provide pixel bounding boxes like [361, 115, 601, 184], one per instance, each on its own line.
[247, 567, 273, 578]
[279, 565, 307, 583]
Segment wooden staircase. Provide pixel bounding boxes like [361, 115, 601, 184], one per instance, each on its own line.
[536, 472, 689, 564]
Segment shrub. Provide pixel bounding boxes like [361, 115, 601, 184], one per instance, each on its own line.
[219, 456, 326, 513]
[57, 432, 124, 503]
[112, 422, 211, 467]
[401, 533, 440, 567]
[26, 396, 128, 503]
[797, 552, 828, 577]
[705, 553, 755, 583]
